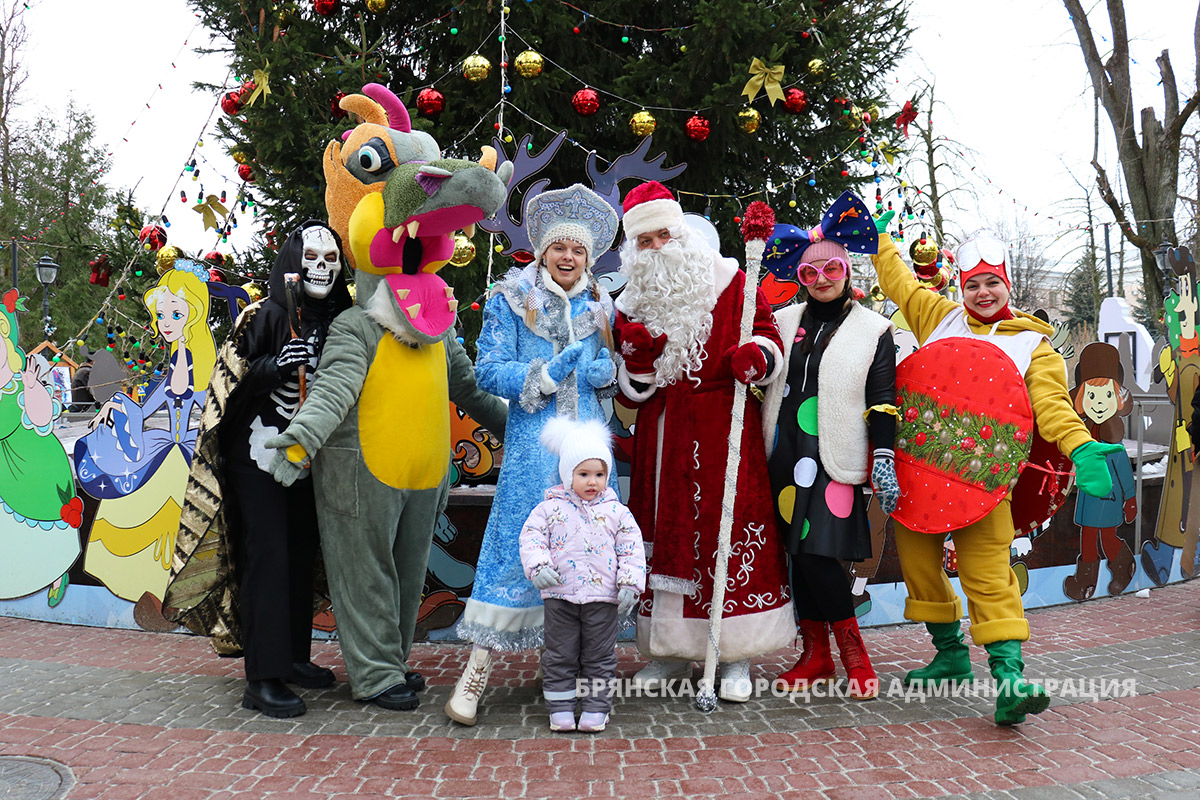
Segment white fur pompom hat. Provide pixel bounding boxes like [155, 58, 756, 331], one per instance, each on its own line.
[540, 416, 614, 488]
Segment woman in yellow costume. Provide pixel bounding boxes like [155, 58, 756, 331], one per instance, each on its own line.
[871, 212, 1121, 725]
[75, 261, 216, 618]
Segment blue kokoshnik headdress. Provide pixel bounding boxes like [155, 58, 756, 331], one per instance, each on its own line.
[525, 183, 619, 270]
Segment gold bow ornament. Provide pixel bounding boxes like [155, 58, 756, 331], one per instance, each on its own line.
[741, 58, 786, 106]
[245, 63, 271, 107]
[193, 195, 230, 232]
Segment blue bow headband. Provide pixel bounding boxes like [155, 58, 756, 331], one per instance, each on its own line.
[762, 190, 879, 281]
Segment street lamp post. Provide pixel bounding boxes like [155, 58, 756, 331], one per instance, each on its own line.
[35, 254, 60, 339]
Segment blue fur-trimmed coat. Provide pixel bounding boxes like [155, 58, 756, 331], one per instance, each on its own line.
[455, 264, 618, 651]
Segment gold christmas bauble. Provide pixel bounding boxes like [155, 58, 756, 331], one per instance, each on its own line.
[808, 58, 826, 78]
[865, 103, 881, 122]
[243, 282, 264, 303]
[365, 0, 389, 12]
[463, 54, 492, 83]
[514, 50, 544, 79]
[347, 283, 357, 303]
[869, 283, 886, 302]
[738, 107, 761, 134]
[156, 245, 183, 275]
[231, 150, 250, 165]
[450, 234, 477, 267]
[910, 239, 940, 267]
[842, 104, 863, 129]
[629, 110, 657, 137]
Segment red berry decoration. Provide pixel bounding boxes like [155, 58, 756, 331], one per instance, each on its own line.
[783, 87, 808, 113]
[330, 91, 347, 118]
[991, 464, 1002, 474]
[60, 497, 84, 529]
[314, 0, 339, 15]
[979, 425, 993, 440]
[940, 408, 951, 418]
[416, 87, 446, 118]
[220, 91, 243, 116]
[685, 113, 710, 141]
[1014, 430, 1028, 443]
[914, 432, 926, 446]
[238, 163, 255, 182]
[572, 87, 600, 116]
[961, 436, 976, 450]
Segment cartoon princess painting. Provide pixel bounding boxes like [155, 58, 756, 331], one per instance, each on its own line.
[0, 289, 83, 600]
[75, 261, 216, 620]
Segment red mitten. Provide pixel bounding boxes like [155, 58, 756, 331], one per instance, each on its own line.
[617, 317, 666, 375]
[725, 343, 767, 384]
[1123, 496, 1138, 524]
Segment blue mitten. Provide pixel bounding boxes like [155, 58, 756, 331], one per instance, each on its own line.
[546, 341, 585, 384]
[1071, 441, 1123, 498]
[583, 348, 617, 388]
[871, 451, 900, 516]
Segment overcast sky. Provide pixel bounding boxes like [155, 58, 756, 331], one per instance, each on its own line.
[13, 0, 1199, 277]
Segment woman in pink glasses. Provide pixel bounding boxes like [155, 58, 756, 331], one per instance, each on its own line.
[759, 191, 898, 701]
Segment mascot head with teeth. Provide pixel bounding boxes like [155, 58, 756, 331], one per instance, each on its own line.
[324, 83, 513, 344]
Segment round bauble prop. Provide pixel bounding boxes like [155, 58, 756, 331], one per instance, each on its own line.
[869, 283, 886, 302]
[807, 58, 826, 78]
[629, 110, 657, 137]
[138, 225, 167, 251]
[330, 91, 347, 118]
[685, 113, 710, 141]
[863, 103, 881, 124]
[842, 104, 863, 129]
[237, 163, 255, 182]
[416, 87, 445, 117]
[314, 0, 339, 15]
[220, 91, 243, 116]
[514, 49, 544, 78]
[365, 0, 388, 11]
[243, 282, 265, 303]
[783, 87, 808, 113]
[892, 338, 1033, 533]
[572, 87, 600, 116]
[231, 149, 251, 165]
[463, 54, 492, 83]
[156, 245, 184, 275]
[450, 234, 477, 267]
[738, 107, 761, 134]
[910, 238, 939, 268]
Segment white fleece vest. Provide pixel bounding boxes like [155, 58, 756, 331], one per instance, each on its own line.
[761, 302, 893, 485]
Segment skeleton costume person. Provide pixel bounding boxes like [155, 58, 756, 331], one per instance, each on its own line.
[164, 221, 353, 719]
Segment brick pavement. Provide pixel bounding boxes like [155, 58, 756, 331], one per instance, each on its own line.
[1, 580, 1198, 799]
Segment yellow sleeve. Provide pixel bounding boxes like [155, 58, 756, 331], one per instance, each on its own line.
[1026, 339, 1093, 457]
[870, 233, 959, 344]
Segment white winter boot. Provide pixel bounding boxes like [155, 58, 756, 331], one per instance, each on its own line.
[444, 646, 493, 726]
[630, 659, 693, 691]
[719, 660, 753, 703]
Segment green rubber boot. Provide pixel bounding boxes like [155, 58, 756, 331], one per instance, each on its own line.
[985, 639, 1050, 725]
[903, 621, 975, 687]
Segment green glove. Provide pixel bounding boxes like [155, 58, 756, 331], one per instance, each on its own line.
[1070, 441, 1125, 498]
[874, 209, 895, 234]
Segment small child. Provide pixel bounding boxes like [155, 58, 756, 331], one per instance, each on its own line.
[519, 417, 647, 733]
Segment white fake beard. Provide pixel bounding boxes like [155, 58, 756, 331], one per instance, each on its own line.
[617, 228, 717, 385]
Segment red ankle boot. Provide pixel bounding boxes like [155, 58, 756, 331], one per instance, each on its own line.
[775, 619, 836, 691]
[831, 617, 879, 700]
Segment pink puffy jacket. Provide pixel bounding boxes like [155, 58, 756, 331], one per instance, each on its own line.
[519, 485, 647, 605]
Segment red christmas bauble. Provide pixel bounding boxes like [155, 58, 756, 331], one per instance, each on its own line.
[238, 163, 255, 182]
[138, 225, 167, 251]
[784, 88, 809, 114]
[685, 113, 710, 141]
[208, 269, 225, 283]
[572, 87, 600, 116]
[241, 79, 256, 96]
[314, 0, 339, 15]
[416, 87, 445, 117]
[330, 91, 347, 118]
[220, 91, 242, 116]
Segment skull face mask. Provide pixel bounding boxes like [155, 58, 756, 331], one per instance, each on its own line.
[301, 226, 342, 299]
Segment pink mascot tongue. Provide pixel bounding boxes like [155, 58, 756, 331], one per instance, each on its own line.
[384, 271, 458, 338]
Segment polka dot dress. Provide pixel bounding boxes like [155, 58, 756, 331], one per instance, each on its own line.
[767, 322, 872, 561]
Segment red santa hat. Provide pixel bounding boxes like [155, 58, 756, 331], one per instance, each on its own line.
[621, 180, 685, 241]
[956, 233, 1010, 287]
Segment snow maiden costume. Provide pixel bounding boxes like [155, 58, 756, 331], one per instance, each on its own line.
[263, 84, 510, 712]
[759, 192, 899, 700]
[871, 216, 1122, 725]
[445, 184, 621, 727]
[614, 181, 792, 702]
[164, 221, 353, 718]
